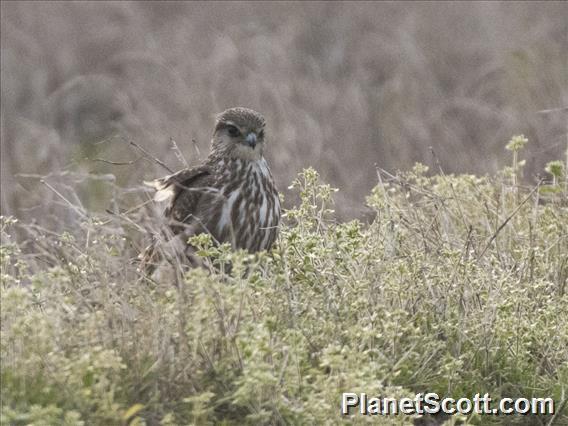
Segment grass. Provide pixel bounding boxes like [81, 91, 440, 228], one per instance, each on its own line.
[2, 2, 566, 220]
[1, 137, 567, 425]
[1, 3, 567, 424]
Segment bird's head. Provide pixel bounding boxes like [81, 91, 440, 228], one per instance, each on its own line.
[211, 107, 267, 161]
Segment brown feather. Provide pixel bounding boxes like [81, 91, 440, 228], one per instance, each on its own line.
[141, 107, 281, 274]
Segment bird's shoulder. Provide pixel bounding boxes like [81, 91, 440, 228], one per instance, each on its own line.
[162, 164, 213, 187]
[146, 163, 219, 226]
[146, 164, 212, 200]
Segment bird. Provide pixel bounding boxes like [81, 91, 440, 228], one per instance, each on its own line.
[142, 107, 281, 273]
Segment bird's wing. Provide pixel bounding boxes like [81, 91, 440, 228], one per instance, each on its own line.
[145, 164, 213, 221]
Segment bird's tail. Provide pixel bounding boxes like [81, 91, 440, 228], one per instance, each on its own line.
[138, 239, 162, 275]
[138, 231, 203, 278]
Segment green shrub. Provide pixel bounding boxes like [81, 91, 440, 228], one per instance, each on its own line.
[1, 138, 567, 425]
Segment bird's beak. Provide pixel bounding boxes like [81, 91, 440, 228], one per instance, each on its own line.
[245, 132, 257, 149]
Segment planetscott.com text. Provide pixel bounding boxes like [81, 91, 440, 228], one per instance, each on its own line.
[341, 392, 555, 416]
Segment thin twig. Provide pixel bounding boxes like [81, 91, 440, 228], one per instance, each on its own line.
[40, 179, 87, 218]
[128, 140, 174, 173]
[93, 134, 118, 145]
[546, 395, 567, 426]
[88, 156, 143, 166]
[100, 199, 154, 226]
[191, 139, 202, 160]
[170, 137, 189, 168]
[536, 107, 568, 115]
[429, 146, 445, 175]
[478, 181, 542, 259]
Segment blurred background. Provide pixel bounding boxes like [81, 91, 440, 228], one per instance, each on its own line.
[1, 1, 566, 223]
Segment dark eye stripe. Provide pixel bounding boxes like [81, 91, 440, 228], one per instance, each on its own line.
[227, 125, 241, 137]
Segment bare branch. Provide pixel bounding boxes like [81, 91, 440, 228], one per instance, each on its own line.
[191, 138, 202, 160]
[170, 137, 189, 168]
[478, 181, 542, 259]
[88, 156, 143, 166]
[128, 140, 174, 173]
[40, 179, 87, 218]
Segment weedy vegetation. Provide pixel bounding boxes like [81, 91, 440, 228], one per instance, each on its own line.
[1, 137, 567, 425]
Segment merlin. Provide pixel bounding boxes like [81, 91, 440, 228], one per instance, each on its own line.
[143, 107, 281, 271]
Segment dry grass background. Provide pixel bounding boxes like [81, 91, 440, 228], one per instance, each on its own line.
[2, 3, 568, 424]
[1, 1, 566, 221]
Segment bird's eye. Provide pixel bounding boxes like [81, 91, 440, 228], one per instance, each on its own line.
[227, 125, 241, 137]
[258, 130, 265, 139]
